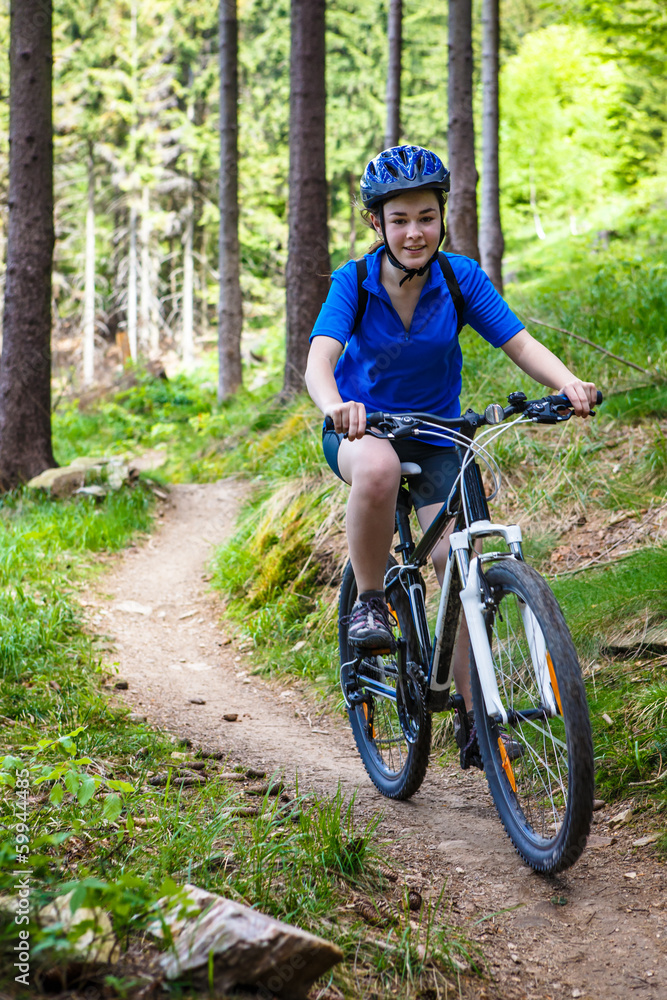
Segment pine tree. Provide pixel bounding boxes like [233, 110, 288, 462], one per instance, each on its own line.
[385, 0, 402, 149]
[218, 0, 243, 401]
[0, 0, 56, 488]
[283, 0, 330, 397]
[479, 0, 504, 291]
[446, 0, 479, 260]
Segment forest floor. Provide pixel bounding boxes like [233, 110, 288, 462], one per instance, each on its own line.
[82, 479, 666, 1000]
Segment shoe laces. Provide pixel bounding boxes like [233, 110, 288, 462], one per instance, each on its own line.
[346, 597, 396, 630]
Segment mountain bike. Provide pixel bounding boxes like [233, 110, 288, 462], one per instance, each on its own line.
[338, 390, 602, 873]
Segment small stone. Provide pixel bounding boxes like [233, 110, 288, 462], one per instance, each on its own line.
[632, 834, 659, 847]
[116, 600, 153, 616]
[588, 834, 616, 849]
[114, 680, 129, 690]
[189, 698, 206, 705]
[572, 990, 582, 998]
[223, 713, 238, 722]
[623, 871, 637, 879]
[601, 712, 613, 725]
[291, 640, 307, 652]
[593, 798, 605, 811]
[609, 807, 634, 828]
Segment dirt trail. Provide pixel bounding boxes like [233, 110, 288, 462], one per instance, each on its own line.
[84, 481, 666, 1000]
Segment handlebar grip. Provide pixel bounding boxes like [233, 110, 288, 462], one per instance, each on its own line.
[551, 391, 604, 407]
[366, 411, 384, 426]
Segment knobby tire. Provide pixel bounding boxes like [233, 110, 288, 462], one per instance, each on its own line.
[339, 557, 432, 800]
[470, 558, 594, 873]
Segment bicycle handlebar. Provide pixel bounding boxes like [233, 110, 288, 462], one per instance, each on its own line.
[365, 389, 604, 438]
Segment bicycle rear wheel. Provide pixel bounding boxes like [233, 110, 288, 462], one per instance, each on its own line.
[339, 558, 431, 800]
[470, 558, 594, 873]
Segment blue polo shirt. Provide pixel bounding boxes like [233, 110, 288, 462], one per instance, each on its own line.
[310, 249, 523, 432]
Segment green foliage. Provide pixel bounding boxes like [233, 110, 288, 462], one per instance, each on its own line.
[552, 548, 667, 802]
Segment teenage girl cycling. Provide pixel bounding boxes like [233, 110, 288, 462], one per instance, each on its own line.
[305, 145, 597, 766]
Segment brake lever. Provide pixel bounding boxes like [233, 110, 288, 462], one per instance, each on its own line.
[525, 395, 573, 424]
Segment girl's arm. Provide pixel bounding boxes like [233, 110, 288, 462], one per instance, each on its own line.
[305, 336, 367, 439]
[501, 328, 597, 416]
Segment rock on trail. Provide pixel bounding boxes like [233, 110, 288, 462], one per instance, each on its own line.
[84, 481, 666, 1000]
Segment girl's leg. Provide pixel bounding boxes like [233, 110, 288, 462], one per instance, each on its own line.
[337, 435, 401, 594]
[416, 502, 474, 710]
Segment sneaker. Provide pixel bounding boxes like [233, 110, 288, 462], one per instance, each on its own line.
[454, 709, 484, 771]
[346, 591, 396, 651]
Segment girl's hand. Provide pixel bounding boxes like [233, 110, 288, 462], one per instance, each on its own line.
[559, 380, 598, 417]
[325, 400, 367, 439]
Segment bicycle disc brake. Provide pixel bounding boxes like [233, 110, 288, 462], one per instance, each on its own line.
[396, 661, 426, 744]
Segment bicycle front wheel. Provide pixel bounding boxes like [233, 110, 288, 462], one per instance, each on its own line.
[339, 558, 432, 800]
[470, 558, 594, 873]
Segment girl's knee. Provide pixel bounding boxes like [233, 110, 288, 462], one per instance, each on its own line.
[350, 453, 400, 502]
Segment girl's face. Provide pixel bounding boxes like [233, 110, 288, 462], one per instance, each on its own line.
[372, 189, 441, 273]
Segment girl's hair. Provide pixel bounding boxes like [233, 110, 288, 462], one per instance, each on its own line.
[357, 189, 447, 255]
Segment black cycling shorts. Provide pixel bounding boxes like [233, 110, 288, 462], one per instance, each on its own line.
[322, 426, 461, 511]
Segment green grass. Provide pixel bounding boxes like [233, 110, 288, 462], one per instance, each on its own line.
[552, 548, 667, 806]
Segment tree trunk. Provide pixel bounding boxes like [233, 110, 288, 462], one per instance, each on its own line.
[127, 199, 138, 361]
[0, 0, 56, 487]
[140, 184, 152, 353]
[446, 0, 479, 261]
[479, 0, 504, 292]
[283, 0, 330, 397]
[385, 0, 402, 149]
[82, 144, 96, 385]
[182, 187, 195, 368]
[217, 0, 243, 402]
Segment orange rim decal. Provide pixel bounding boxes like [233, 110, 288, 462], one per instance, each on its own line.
[546, 651, 563, 715]
[362, 702, 376, 740]
[498, 737, 517, 792]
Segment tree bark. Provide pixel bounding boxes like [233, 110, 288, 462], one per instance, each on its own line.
[140, 184, 152, 353]
[479, 0, 504, 292]
[127, 199, 138, 360]
[82, 143, 96, 385]
[385, 0, 402, 149]
[283, 0, 330, 397]
[0, 0, 56, 487]
[217, 0, 243, 402]
[446, 0, 480, 261]
[182, 187, 194, 368]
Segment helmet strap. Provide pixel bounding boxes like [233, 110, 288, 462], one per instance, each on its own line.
[379, 205, 446, 286]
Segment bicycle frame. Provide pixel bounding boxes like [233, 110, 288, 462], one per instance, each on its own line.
[383, 443, 525, 724]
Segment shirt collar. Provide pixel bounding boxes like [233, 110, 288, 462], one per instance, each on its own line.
[363, 246, 445, 298]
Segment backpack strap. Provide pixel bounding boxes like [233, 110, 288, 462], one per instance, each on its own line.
[437, 252, 466, 334]
[352, 257, 369, 334]
[350, 250, 466, 336]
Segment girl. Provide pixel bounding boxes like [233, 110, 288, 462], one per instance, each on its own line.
[305, 145, 596, 765]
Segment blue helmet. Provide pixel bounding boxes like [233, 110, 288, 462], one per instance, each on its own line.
[360, 145, 450, 210]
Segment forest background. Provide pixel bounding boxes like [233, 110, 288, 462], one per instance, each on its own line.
[0, 0, 665, 388]
[0, 1, 667, 997]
